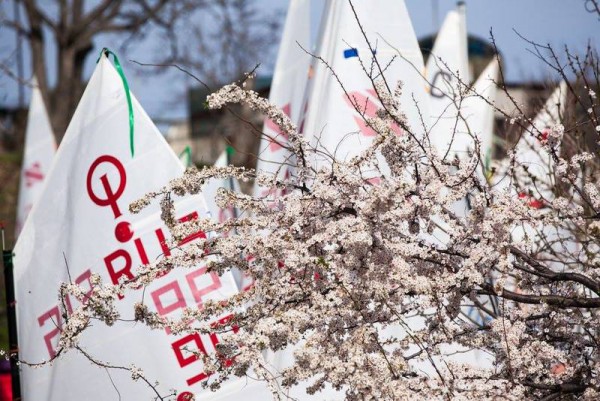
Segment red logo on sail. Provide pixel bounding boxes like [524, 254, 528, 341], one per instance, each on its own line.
[86, 155, 127, 218]
[264, 103, 291, 152]
[259, 168, 291, 200]
[24, 162, 44, 187]
[344, 89, 403, 137]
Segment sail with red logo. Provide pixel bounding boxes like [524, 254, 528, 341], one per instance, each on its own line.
[13, 55, 273, 400]
[301, 0, 427, 176]
[254, 0, 311, 199]
[15, 78, 56, 237]
[513, 81, 568, 199]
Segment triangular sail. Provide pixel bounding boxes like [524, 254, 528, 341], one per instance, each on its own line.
[301, 0, 427, 170]
[254, 0, 311, 197]
[473, 59, 499, 167]
[458, 59, 500, 172]
[13, 56, 272, 400]
[15, 78, 56, 236]
[426, 3, 471, 157]
[514, 81, 567, 197]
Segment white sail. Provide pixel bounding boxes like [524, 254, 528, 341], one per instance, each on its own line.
[426, 2, 471, 158]
[13, 55, 272, 400]
[458, 59, 500, 327]
[15, 78, 56, 236]
[477, 82, 569, 370]
[514, 81, 567, 198]
[302, 0, 427, 170]
[508, 81, 569, 259]
[458, 58, 500, 173]
[474, 59, 499, 168]
[421, 4, 473, 226]
[254, 0, 311, 198]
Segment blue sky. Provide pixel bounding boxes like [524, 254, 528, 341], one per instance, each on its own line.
[406, 0, 598, 81]
[0, 0, 597, 124]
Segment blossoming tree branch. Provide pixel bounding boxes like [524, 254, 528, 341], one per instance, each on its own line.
[30, 5, 600, 401]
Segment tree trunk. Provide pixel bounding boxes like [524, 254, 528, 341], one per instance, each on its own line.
[23, 0, 93, 143]
[48, 44, 92, 141]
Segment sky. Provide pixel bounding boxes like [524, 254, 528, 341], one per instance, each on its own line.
[0, 0, 598, 127]
[406, 0, 598, 81]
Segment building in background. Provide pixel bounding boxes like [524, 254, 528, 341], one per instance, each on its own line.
[183, 77, 272, 169]
[164, 121, 193, 162]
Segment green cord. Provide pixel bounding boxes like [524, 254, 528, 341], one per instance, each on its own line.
[97, 48, 135, 157]
[225, 145, 235, 165]
[179, 145, 192, 167]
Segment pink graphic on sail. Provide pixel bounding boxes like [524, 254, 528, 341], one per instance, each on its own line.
[344, 89, 403, 137]
[264, 103, 291, 152]
[24, 162, 45, 187]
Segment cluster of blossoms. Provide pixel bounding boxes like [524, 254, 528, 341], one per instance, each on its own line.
[57, 67, 600, 400]
[57, 274, 118, 352]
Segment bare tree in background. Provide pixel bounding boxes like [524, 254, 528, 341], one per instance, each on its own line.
[169, 0, 280, 86]
[154, 0, 281, 171]
[1, 0, 207, 141]
[1, 0, 280, 170]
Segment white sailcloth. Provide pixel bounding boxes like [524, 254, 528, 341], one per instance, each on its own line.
[459, 61, 500, 326]
[514, 81, 567, 198]
[508, 81, 569, 259]
[426, 3, 471, 158]
[15, 78, 56, 236]
[302, 0, 427, 170]
[472, 82, 569, 367]
[13, 56, 273, 400]
[421, 4, 473, 226]
[295, 0, 485, 381]
[458, 59, 499, 173]
[254, 0, 311, 198]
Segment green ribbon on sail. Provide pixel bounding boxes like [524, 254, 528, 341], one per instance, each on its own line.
[179, 145, 192, 168]
[225, 145, 236, 165]
[97, 48, 135, 157]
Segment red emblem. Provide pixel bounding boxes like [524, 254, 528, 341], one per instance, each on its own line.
[344, 89, 403, 137]
[86, 155, 127, 218]
[539, 128, 550, 143]
[518, 192, 544, 209]
[264, 103, 291, 152]
[24, 162, 44, 187]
